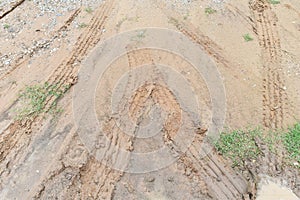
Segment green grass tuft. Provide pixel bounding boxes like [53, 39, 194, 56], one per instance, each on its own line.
[16, 82, 69, 120]
[243, 34, 254, 42]
[283, 123, 300, 163]
[215, 129, 262, 167]
[215, 124, 300, 169]
[3, 24, 10, 29]
[85, 7, 93, 13]
[269, 0, 280, 4]
[79, 23, 88, 28]
[205, 7, 217, 15]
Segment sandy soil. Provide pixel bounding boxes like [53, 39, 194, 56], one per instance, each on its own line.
[0, 0, 299, 199]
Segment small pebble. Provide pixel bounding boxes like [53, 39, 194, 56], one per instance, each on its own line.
[145, 176, 155, 182]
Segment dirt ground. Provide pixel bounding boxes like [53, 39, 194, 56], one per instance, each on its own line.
[0, 0, 299, 199]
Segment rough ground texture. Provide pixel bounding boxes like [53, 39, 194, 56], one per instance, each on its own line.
[0, 0, 299, 199]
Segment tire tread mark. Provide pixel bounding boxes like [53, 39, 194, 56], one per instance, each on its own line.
[0, 0, 25, 19]
[0, 1, 115, 191]
[249, 0, 288, 129]
[154, 1, 249, 198]
[0, 8, 81, 80]
[125, 48, 247, 199]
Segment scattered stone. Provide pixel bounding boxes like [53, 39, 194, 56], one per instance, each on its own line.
[185, 167, 192, 176]
[196, 127, 207, 135]
[144, 176, 155, 182]
[4, 59, 11, 65]
[167, 176, 174, 182]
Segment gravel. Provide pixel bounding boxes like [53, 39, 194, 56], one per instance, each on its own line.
[0, 0, 105, 75]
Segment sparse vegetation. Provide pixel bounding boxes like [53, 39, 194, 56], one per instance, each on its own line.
[168, 17, 179, 26]
[116, 17, 128, 28]
[215, 123, 300, 168]
[137, 30, 146, 38]
[131, 30, 146, 42]
[3, 24, 10, 29]
[183, 12, 190, 20]
[79, 23, 88, 28]
[16, 82, 70, 120]
[264, 130, 282, 153]
[116, 16, 140, 29]
[243, 33, 254, 42]
[205, 7, 217, 15]
[269, 0, 280, 4]
[215, 128, 262, 167]
[283, 123, 300, 163]
[85, 7, 93, 13]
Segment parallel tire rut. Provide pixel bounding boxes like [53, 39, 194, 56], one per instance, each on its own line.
[124, 47, 248, 199]
[249, 0, 288, 129]
[0, 8, 81, 80]
[0, 0, 115, 193]
[1, 0, 297, 199]
[0, 0, 25, 20]
[153, 2, 249, 199]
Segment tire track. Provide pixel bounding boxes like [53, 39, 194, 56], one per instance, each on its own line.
[124, 48, 248, 199]
[0, 0, 115, 190]
[30, 30, 246, 199]
[44, 1, 114, 106]
[32, 122, 129, 199]
[0, 0, 25, 20]
[184, 144, 249, 199]
[0, 8, 81, 80]
[249, 0, 288, 129]
[30, 47, 146, 200]
[125, 48, 183, 143]
[150, 2, 249, 199]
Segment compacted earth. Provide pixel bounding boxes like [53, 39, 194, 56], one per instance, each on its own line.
[0, 0, 299, 199]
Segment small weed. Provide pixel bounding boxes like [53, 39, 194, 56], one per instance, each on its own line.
[264, 130, 282, 153]
[116, 16, 140, 29]
[168, 17, 179, 26]
[79, 23, 88, 28]
[137, 30, 146, 38]
[133, 16, 140, 22]
[215, 129, 262, 167]
[85, 7, 93, 13]
[3, 24, 10, 29]
[116, 17, 128, 28]
[49, 105, 64, 121]
[16, 82, 69, 120]
[269, 0, 280, 4]
[131, 30, 146, 42]
[205, 7, 217, 15]
[243, 34, 254, 42]
[283, 123, 300, 163]
[183, 12, 190, 20]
